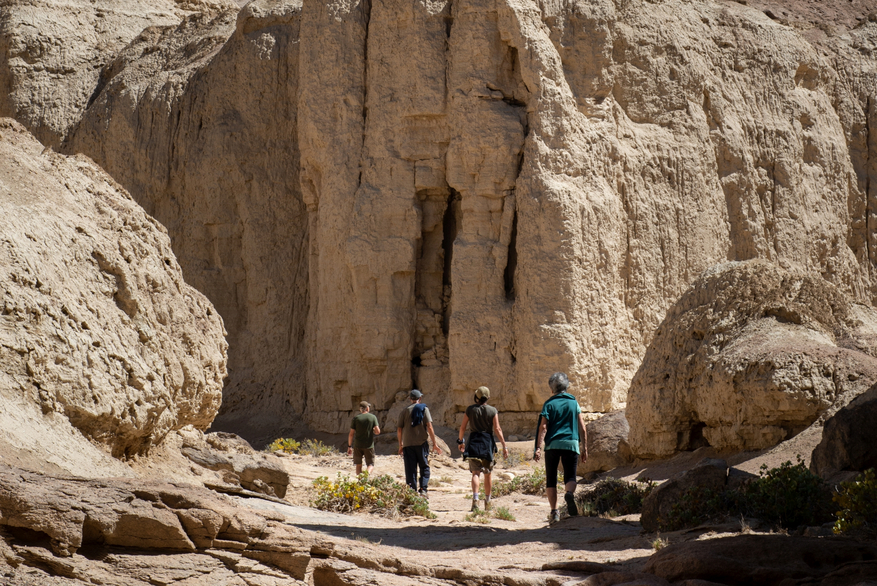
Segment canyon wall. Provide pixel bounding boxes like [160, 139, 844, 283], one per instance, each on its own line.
[2, 0, 875, 437]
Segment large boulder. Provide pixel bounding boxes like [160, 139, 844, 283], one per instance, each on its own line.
[0, 118, 227, 465]
[811, 382, 877, 479]
[581, 411, 631, 475]
[640, 458, 731, 533]
[628, 260, 877, 459]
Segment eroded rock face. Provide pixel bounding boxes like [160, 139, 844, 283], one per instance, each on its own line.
[0, 119, 226, 460]
[46, 0, 877, 437]
[65, 1, 308, 441]
[0, 0, 235, 148]
[627, 260, 877, 459]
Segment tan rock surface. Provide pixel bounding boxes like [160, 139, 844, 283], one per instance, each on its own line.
[627, 260, 877, 459]
[0, 0, 235, 148]
[46, 0, 877, 440]
[0, 118, 226, 464]
[65, 1, 309, 442]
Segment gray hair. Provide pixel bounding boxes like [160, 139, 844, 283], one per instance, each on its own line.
[548, 372, 569, 394]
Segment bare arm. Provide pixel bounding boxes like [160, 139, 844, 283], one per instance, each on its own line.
[457, 414, 469, 453]
[425, 422, 442, 455]
[493, 414, 509, 457]
[534, 417, 548, 462]
[578, 412, 588, 463]
[373, 425, 381, 436]
[347, 429, 355, 456]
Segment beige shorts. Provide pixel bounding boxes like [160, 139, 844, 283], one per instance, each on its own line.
[468, 458, 495, 474]
[353, 447, 375, 466]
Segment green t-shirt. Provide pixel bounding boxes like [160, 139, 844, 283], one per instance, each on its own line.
[539, 393, 582, 453]
[351, 412, 379, 449]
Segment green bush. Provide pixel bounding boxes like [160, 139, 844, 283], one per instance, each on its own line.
[833, 468, 877, 536]
[488, 467, 546, 498]
[311, 473, 434, 518]
[741, 459, 832, 529]
[662, 485, 739, 531]
[577, 478, 656, 517]
[659, 458, 833, 532]
[267, 437, 336, 457]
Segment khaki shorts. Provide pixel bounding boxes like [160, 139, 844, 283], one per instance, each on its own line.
[468, 457, 495, 474]
[353, 447, 375, 467]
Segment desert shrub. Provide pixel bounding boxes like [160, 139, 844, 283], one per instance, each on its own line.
[267, 437, 336, 457]
[493, 506, 516, 521]
[833, 468, 877, 536]
[498, 450, 530, 468]
[577, 478, 655, 517]
[662, 485, 740, 531]
[741, 459, 832, 529]
[311, 473, 434, 518]
[267, 437, 301, 454]
[489, 467, 546, 498]
[660, 458, 832, 532]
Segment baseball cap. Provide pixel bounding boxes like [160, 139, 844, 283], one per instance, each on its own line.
[475, 386, 490, 400]
[409, 389, 423, 399]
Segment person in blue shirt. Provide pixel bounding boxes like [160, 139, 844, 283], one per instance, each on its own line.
[533, 372, 588, 523]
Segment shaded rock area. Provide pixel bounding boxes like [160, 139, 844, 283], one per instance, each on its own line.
[0, 119, 227, 466]
[811, 382, 877, 479]
[645, 534, 877, 586]
[640, 458, 749, 533]
[628, 260, 877, 459]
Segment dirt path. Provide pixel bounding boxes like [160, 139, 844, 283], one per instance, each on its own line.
[266, 445, 655, 575]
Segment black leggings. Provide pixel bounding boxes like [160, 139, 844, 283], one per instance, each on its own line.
[545, 449, 578, 488]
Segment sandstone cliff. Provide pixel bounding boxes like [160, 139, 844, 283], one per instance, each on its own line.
[0, 118, 227, 469]
[3, 0, 873, 436]
[627, 260, 877, 458]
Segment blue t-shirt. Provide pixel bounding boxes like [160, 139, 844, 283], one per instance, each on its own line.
[540, 392, 582, 453]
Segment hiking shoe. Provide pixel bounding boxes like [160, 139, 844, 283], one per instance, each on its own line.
[549, 509, 560, 523]
[419, 489, 428, 499]
[484, 499, 492, 511]
[564, 491, 578, 517]
[471, 500, 480, 512]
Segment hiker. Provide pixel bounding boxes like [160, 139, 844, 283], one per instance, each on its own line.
[397, 389, 442, 496]
[457, 386, 509, 512]
[533, 372, 588, 523]
[347, 401, 381, 475]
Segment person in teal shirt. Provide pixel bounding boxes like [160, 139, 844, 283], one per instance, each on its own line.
[534, 372, 588, 523]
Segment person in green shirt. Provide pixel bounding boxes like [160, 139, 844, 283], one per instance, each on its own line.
[348, 401, 381, 474]
[533, 372, 588, 523]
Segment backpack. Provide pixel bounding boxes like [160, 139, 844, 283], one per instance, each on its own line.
[410, 403, 426, 427]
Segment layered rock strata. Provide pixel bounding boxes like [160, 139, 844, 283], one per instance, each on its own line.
[0, 118, 226, 463]
[627, 260, 877, 458]
[17, 0, 876, 435]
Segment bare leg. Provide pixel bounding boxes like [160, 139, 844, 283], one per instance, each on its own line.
[484, 473, 492, 499]
[366, 464, 374, 474]
[355, 463, 363, 475]
[471, 472, 481, 498]
[547, 487, 558, 510]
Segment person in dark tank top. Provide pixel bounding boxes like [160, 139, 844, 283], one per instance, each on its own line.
[457, 386, 508, 512]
